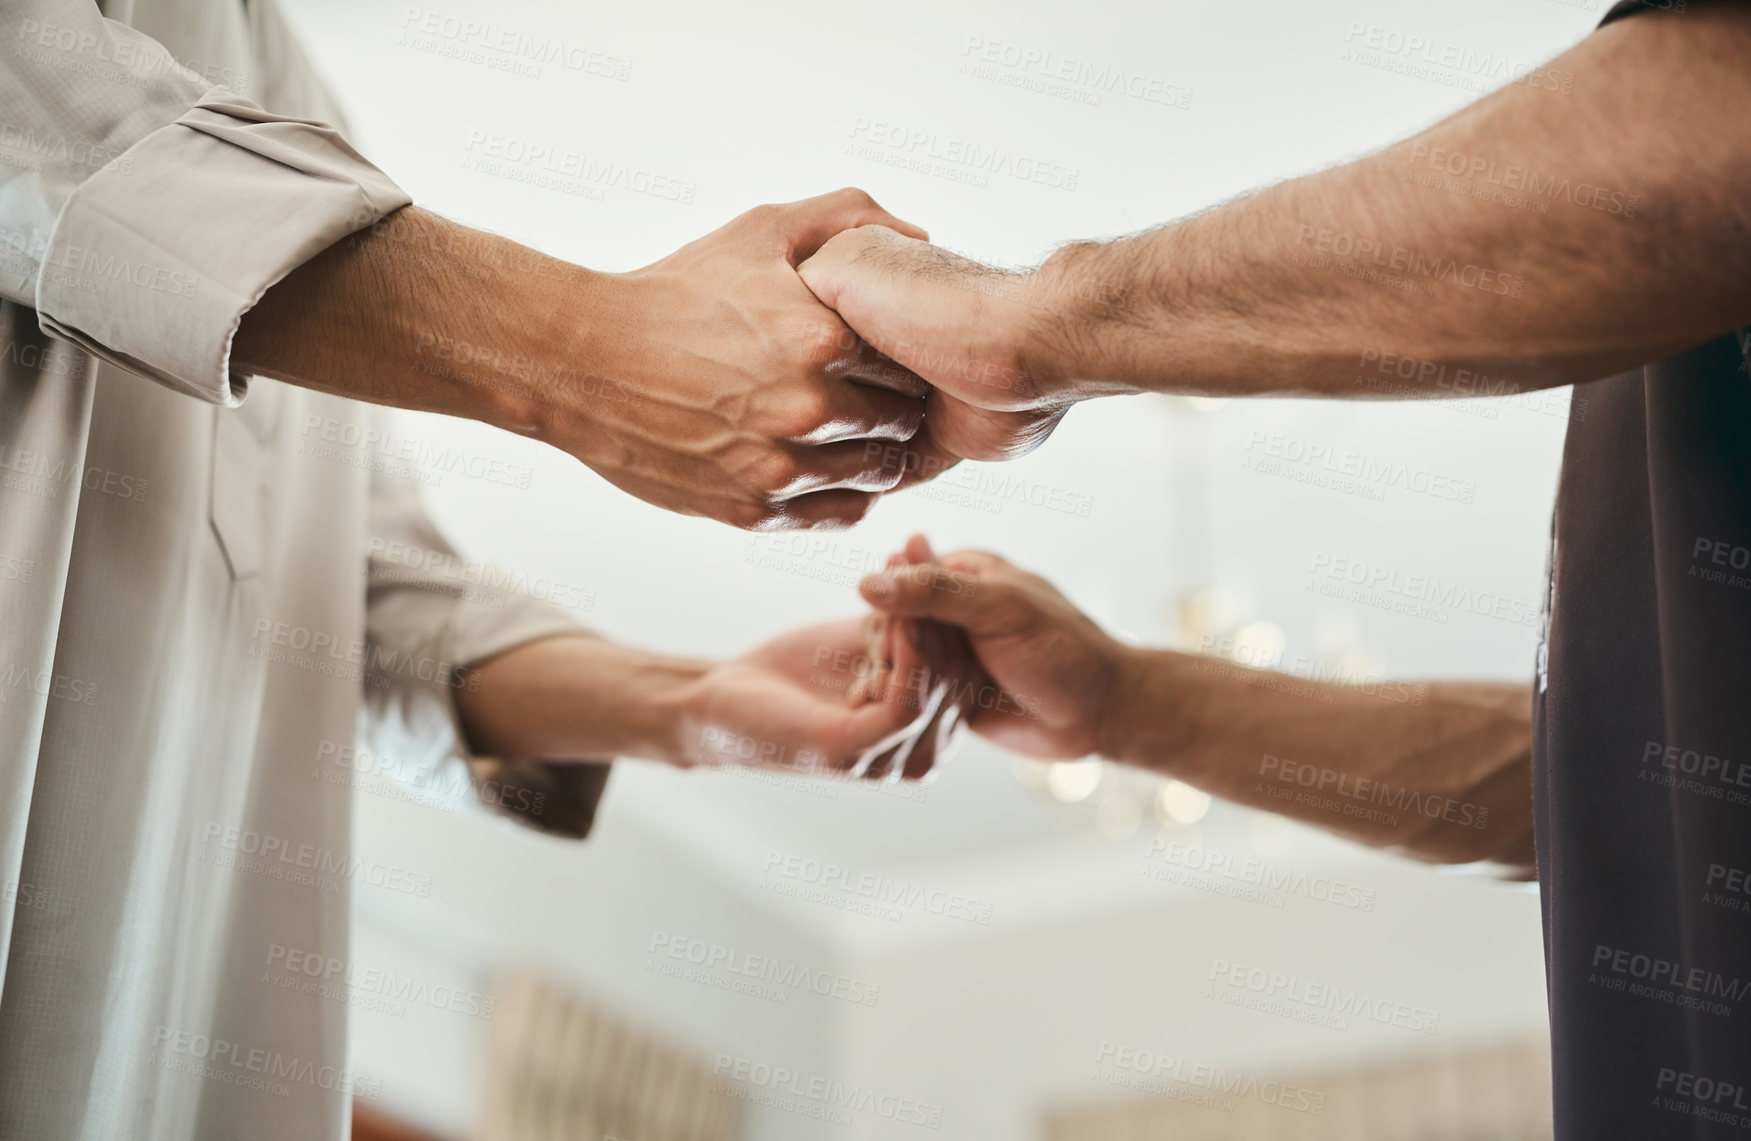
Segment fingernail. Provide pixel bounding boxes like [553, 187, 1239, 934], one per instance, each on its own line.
[862, 574, 894, 598]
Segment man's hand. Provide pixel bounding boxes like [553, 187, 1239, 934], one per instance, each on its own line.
[457, 622, 962, 787]
[565, 193, 936, 528]
[681, 616, 962, 779]
[236, 189, 936, 530]
[797, 230, 1100, 465]
[802, 8, 1751, 448]
[857, 536, 1537, 871]
[844, 538, 983, 780]
[858, 537, 1128, 759]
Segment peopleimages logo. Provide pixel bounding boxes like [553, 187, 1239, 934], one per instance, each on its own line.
[367, 536, 595, 612]
[1259, 753, 1490, 830]
[711, 1055, 944, 1129]
[1406, 144, 1639, 217]
[462, 131, 696, 203]
[1591, 944, 1751, 1010]
[1144, 836, 1378, 911]
[646, 931, 881, 1006]
[1094, 1041, 1326, 1114]
[151, 1025, 382, 1100]
[1207, 958, 1441, 1034]
[1305, 552, 1542, 630]
[300, 413, 534, 489]
[1640, 740, 1751, 799]
[399, 7, 631, 80]
[1341, 22, 1576, 95]
[760, 849, 994, 924]
[958, 36, 1192, 110]
[1293, 225, 1525, 298]
[847, 118, 1080, 191]
[198, 823, 433, 897]
[1655, 1067, 1751, 1127]
[264, 943, 495, 1019]
[1244, 430, 1477, 504]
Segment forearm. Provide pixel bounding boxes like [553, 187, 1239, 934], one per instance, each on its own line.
[1031, 4, 1751, 399]
[234, 206, 591, 434]
[238, 191, 934, 529]
[1103, 649, 1534, 873]
[455, 635, 709, 765]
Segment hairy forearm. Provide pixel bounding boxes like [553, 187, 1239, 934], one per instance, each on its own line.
[1103, 649, 1534, 874]
[1031, 4, 1751, 399]
[455, 635, 709, 765]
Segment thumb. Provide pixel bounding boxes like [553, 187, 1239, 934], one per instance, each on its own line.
[796, 224, 897, 314]
[859, 558, 1000, 630]
[903, 533, 936, 564]
[783, 189, 928, 265]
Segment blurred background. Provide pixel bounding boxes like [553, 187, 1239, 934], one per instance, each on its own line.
[275, 0, 1614, 1136]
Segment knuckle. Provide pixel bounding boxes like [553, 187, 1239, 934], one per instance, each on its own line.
[778, 389, 839, 436]
[728, 496, 782, 531]
[741, 202, 781, 229]
[750, 448, 802, 493]
[865, 461, 905, 492]
[798, 332, 848, 374]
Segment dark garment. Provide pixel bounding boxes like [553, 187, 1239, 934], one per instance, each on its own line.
[1534, 10, 1751, 1139]
[1538, 335, 1751, 1141]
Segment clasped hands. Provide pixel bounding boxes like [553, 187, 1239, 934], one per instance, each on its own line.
[466, 189, 1133, 790]
[558, 188, 1120, 532]
[627, 191, 1120, 781]
[663, 533, 1129, 789]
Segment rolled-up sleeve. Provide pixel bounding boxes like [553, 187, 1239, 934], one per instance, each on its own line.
[1, 2, 410, 406]
[362, 463, 613, 840]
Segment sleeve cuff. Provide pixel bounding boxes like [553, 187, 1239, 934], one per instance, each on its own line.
[34, 89, 411, 406]
[444, 596, 615, 841]
[364, 583, 611, 841]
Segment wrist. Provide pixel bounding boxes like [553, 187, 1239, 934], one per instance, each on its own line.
[1020, 243, 1148, 402]
[386, 208, 611, 445]
[1095, 646, 1203, 771]
[477, 240, 609, 444]
[614, 651, 714, 766]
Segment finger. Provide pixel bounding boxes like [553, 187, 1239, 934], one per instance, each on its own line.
[882, 681, 948, 784]
[858, 555, 1017, 628]
[780, 381, 925, 447]
[766, 439, 914, 496]
[795, 224, 897, 313]
[847, 612, 884, 705]
[904, 695, 966, 781]
[853, 675, 944, 783]
[925, 391, 1068, 462]
[837, 700, 930, 775]
[839, 345, 930, 399]
[851, 621, 924, 780]
[781, 189, 928, 264]
[755, 488, 881, 531]
[877, 422, 962, 492]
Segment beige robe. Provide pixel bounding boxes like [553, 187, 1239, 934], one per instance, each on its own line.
[0, 1, 607, 1137]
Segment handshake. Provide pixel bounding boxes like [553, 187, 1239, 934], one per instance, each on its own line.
[456, 532, 1136, 834]
[672, 533, 1128, 786]
[383, 188, 1129, 531]
[426, 182, 1535, 870]
[432, 189, 1154, 816]
[243, 187, 1145, 531]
